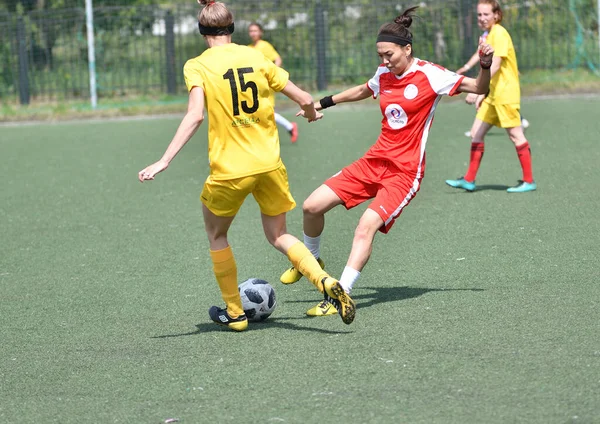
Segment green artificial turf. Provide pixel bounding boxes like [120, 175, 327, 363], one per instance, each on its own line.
[1, 97, 599, 423]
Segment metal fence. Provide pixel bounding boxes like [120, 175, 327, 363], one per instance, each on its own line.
[1, 0, 599, 104]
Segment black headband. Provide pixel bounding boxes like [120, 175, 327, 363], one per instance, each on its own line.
[198, 22, 235, 36]
[376, 34, 412, 46]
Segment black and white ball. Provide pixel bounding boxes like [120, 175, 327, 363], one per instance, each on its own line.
[239, 278, 276, 321]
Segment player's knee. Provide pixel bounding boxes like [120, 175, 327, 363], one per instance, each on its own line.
[353, 221, 376, 243]
[264, 231, 279, 247]
[263, 225, 286, 247]
[302, 197, 324, 216]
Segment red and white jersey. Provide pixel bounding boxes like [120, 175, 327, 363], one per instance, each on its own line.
[365, 59, 464, 177]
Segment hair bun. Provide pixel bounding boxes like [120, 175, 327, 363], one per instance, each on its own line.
[394, 6, 419, 28]
[198, 0, 215, 5]
[394, 15, 412, 27]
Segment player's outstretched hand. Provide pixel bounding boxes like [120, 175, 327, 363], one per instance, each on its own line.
[296, 106, 324, 123]
[306, 110, 324, 123]
[478, 38, 494, 68]
[465, 93, 479, 105]
[138, 159, 168, 182]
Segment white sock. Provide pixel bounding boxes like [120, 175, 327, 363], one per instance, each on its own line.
[339, 266, 360, 293]
[303, 233, 321, 259]
[275, 113, 294, 131]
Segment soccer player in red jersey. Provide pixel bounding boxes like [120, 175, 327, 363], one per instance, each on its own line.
[280, 6, 495, 316]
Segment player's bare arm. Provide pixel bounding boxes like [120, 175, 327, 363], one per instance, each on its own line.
[138, 87, 205, 182]
[282, 80, 323, 122]
[331, 84, 372, 105]
[301, 83, 373, 116]
[315, 84, 372, 111]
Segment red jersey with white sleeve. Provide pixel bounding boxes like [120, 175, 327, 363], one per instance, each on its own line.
[365, 59, 464, 177]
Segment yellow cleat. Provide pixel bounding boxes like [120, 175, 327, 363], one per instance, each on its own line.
[280, 258, 325, 284]
[306, 299, 339, 316]
[322, 277, 356, 325]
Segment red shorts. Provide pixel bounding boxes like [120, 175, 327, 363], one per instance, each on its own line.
[325, 157, 422, 233]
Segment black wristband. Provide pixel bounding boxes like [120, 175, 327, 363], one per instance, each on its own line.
[319, 95, 336, 109]
[480, 61, 492, 69]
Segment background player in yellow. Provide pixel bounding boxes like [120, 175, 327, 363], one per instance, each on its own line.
[248, 22, 299, 143]
[456, 13, 530, 138]
[446, 0, 536, 193]
[137, 0, 355, 331]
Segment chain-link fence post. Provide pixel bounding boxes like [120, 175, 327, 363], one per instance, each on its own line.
[597, 0, 600, 68]
[85, 0, 98, 109]
[315, 0, 327, 91]
[16, 15, 30, 105]
[460, 0, 475, 66]
[165, 11, 177, 95]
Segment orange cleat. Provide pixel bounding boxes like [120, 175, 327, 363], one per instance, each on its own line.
[289, 122, 299, 143]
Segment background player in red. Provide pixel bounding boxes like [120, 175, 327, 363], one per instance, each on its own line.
[280, 6, 495, 316]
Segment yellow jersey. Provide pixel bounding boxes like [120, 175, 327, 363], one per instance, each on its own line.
[486, 24, 520, 105]
[249, 40, 281, 106]
[248, 40, 280, 63]
[183, 44, 289, 180]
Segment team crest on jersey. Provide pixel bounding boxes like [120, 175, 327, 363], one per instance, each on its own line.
[404, 84, 418, 100]
[385, 104, 408, 129]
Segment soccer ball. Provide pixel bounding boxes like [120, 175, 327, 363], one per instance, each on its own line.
[239, 278, 277, 321]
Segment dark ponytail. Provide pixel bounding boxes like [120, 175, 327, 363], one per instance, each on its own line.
[393, 6, 418, 28]
[377, 6, 419, 47]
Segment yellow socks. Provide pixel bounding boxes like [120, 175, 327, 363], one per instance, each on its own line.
[210, 246, 244, 318]
[286, 242, 330, 293]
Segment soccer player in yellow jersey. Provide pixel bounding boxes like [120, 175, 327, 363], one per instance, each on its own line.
[446, 0, 536, 193]
[138, 0, 355, 331]
[248, 22, 299, 143]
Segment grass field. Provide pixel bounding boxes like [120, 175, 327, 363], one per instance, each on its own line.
[1, 97, 599, 423]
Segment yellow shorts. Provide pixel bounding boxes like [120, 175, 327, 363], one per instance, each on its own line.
[476, 101, 521, 128]
[201, 165, 296, 217]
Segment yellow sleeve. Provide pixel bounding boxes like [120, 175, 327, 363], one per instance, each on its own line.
[261, 41, 281, 63]
[489, 27, 509, 58]
[183, 59, 203, 92]
[263, 58, 289, 92]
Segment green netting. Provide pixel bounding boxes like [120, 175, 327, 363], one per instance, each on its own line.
[1, 0, 599, 103]
[569, 0, 599, 74]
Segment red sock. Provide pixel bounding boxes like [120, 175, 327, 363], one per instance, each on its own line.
[516, 142, 534, 183]
[464, 143, 485, 182]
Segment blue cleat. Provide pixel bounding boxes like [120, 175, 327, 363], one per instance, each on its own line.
[445, 177, 476, 192]
[507, 181, 537, 193]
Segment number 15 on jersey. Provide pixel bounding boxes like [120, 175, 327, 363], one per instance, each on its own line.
[223, 67, 259, 116]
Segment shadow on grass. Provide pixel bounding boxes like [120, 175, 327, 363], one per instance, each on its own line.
[358, 286, 483, 309]
[287, 286, 484, 311]
[152, 316, 352, 338]
[474, 184, 511, 191]
[152, 286, 482, 338]
[445, 183, 512, 192]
